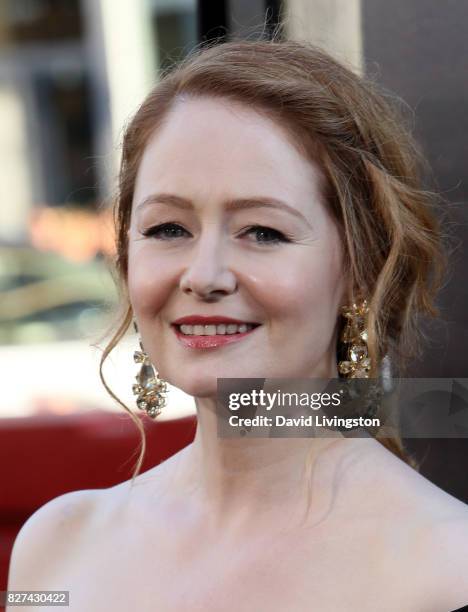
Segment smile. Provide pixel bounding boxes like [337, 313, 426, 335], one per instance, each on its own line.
[172, 323, 261, 349]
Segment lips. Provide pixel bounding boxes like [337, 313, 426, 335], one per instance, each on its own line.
[172, 323, 260, 349]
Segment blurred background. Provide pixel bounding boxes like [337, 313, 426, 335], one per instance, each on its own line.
[0, 0, 200, 419]
[0, 0, 467, 594]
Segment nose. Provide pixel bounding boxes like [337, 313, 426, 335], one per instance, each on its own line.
[179, 234, 238, 300]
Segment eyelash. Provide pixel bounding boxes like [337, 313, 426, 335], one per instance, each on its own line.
[141, 223, 290, 245]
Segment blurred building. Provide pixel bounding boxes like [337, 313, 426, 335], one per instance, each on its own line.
[0, 0, 197, 243]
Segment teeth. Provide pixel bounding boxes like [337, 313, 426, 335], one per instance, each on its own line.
[178, 323, 255, 336]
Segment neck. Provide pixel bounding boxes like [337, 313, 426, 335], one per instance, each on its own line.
[172, 395, 378, 533]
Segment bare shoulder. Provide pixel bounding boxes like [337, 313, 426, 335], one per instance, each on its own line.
[413, 481, 468, 610]
[8, 448, 184, 588]
[361, 440, 468, 525]
[7, 488, 106, 591]
[356, 441, 468, 609]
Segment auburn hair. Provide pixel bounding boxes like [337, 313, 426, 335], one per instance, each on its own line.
[99, 38, 445, 478]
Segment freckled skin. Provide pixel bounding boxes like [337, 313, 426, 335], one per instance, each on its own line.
[127, 97, 347, 398]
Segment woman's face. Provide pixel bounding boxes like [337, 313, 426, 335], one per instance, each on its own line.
[127, 97, 347, 398]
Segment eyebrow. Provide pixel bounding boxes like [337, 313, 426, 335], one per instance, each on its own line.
[135, 193, 312, 226]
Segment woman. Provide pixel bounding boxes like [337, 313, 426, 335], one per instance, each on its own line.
[7, 39, 468, 611]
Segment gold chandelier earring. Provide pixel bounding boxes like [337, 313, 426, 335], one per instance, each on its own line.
[132, 321, 168, 418]
[338, 300, 371, 378]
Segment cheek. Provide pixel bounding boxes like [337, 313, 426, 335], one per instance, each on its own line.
[263, 253, 345, 338]
[127, 246, 177, 317]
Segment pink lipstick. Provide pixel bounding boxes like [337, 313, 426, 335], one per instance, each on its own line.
[171, 320, 260, 349]
[171, 315, 260, 349]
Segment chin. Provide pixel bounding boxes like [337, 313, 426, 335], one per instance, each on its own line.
[170, 375, 219, 400]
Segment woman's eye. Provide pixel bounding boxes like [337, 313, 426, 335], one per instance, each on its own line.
[241, 225, 289, 245]
[141, 223, 289, 245]
[141, 223, 189, 240]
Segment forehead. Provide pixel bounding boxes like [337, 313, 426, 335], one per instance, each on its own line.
[133, 96, 327, 214]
